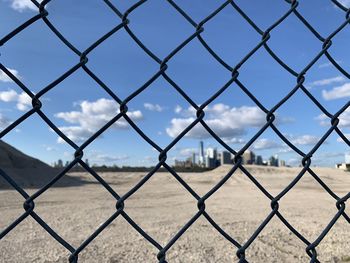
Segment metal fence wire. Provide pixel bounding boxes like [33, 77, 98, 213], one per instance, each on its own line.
[1, 0, 350, 262]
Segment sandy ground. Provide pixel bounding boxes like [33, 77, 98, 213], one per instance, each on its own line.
[1, 165, 349, 263]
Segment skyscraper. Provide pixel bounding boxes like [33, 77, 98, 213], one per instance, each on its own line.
[221, 151, 232, 165]
[205, 147, 217, 168]
[242, 150, 255, 164]
[198, 141, 204, 167]
[256, 155, 263, 165]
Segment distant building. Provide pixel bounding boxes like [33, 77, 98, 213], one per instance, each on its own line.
[174, 157, 194, 168]
[185, 157, 193, 168]
[221, 151, 232, 165]
[336, 153, 350, 171]
[279, 159, 286, 167]
[256, 155, 263, 165]
[191, 152, 196, 166]
[242, 150, 255, 164]
[205, 147, 218, 168]
[175, 141, 291, 169]
[54, 159, 64, 168]
[269, 155, 279, 167]
[198, 141, 205, 167]
[336, 163, 350, 170]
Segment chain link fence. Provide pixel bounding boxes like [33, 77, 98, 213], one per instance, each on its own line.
[1, 0, 350, 262]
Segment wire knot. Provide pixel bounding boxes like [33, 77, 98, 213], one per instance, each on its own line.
[270, 199, 279, 210]
[157, 250, 166, 262]
[233, 154, 243, 165]
[322, 38, 332, 49]
[23, 199, 35, 212]
[262, 31, 271, 42]
[32, 96, 42, 110]
[336, 199, 346, 211]
[296, 74, 305, 84]
[302, 154, 312, 167]
[231, 69, 239, 78]
[196, 108, 205, 119]
[116, 199, 125, 211]
[69, 254, 78, 263]
[80, 53, 89, 64]
[119, 102, 128, 114]
[330, 116, 339, 126]
[305, 247, 317, 263]
[236, 248, 245, 261]
[197, 199, 206, 212]
[74, 150, 84, 160]
[158, 151, 167, 163]
[266, 111, 275, 123]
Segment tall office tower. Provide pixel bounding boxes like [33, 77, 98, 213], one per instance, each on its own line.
[198, 141, 204, 166]
[256, 155, 263, 165]
[221, 151, 232, 165]
[279, 160, 286, 167]
[274, 154, 279, 167]
[242, 150, 255, 164]
[205, 147, 217, 168]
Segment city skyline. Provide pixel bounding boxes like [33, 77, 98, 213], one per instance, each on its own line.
[173, 140, 287, 169]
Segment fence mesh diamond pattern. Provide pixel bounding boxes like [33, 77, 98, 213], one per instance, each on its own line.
[1, 0, 350, 262]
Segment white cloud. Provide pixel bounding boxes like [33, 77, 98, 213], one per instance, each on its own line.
[166, 104, 267, 139]
[0, 113, 11, 129]
[5, 0, 43, 12]
[317, 108, 350, 128]
[307, 76, 346, 89]
[0, 68, 21, 82]
[17, 92, 32, 110]
[55, 98, 143, 143]
[322, 82, 350, 100]
[250, 135, 321, 152]
[0, 89, 31, 111]
[173, 105, 196, 117]
[89, 153, 129, 164]
[42, 145, 56, 152]
[144, 103, 164, 112]
[0, 89, 18, 101]
[223, 137, 246, 144]
[174, 105, 182, 114]
[318, 61, 341, 68]
[56, 126, 92, 144]
[337, 133, 350, 143]
[278, 147, 293, 153]
[251, 138, 281, 150]
[178, 148, 196, 157]
[318, 62, 333, 68]
[288, 135, 321, 146]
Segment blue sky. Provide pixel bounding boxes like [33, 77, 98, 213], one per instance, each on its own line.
[0, 0, 350, 167]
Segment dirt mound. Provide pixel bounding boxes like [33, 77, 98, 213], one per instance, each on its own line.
[0, 140, 52, 170]
[0, 140, 88, 189]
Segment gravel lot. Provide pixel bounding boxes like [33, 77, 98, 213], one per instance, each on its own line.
[1, 165, 349, 262]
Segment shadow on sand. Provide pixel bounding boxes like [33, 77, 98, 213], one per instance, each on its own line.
[0, 168, 95, 190]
